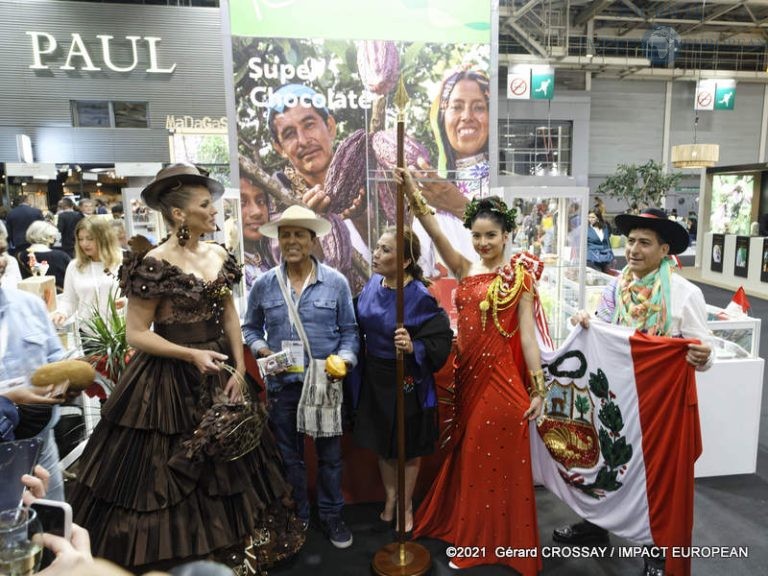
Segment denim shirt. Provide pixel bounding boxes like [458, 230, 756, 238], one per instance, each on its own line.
[0, 288, 65, 440]
[242, 257, 359, 392]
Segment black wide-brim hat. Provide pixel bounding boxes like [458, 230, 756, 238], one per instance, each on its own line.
[140, 163, 224, 210]
[615, 208, 690, 255]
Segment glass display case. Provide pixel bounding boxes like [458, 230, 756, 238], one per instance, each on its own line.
[494, 186, 589, 345]
[583, 267, 615, 315]
[123, 187, 165, 245]
[219, 189, 247, 316]
[706, 305, 761, 359]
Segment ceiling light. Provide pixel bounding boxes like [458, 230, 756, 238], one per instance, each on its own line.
[671, 144, 720, 169]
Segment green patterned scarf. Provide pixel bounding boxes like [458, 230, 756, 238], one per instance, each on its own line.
[613, 257, 673, 336]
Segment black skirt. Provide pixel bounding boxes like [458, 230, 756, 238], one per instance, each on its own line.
[353, 355, 438, 460]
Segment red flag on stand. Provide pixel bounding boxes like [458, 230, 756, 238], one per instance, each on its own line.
[723, 286, 751, 318]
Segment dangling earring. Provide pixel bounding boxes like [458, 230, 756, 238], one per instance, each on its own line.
[176, 223, 190, 246]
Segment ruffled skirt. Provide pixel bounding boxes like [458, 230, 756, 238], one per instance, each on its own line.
[69, 331, 304, 571]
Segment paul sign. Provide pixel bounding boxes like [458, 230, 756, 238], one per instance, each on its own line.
[26, 31, 177, 74]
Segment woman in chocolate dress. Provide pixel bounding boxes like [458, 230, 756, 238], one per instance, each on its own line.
[69, 163, 303, 574]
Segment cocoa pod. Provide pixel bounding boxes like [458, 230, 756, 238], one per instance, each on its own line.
[371, 129, 430, 170]
[356, 41, 400, 95]
[319, 213, 352, 272]
[376, 178, 397, 223]
[325, 129, 371, 215]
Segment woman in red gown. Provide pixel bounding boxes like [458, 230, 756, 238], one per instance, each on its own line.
[397, 169, 547, 574]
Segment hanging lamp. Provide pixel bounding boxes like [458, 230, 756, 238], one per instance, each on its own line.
[671, 113, 719, 169]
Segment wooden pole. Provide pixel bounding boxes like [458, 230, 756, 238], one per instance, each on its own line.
[372, 77, 431, 576]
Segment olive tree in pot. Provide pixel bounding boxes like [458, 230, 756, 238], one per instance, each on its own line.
[596, 159, 682, 213]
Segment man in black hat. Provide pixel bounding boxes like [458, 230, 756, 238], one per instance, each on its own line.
[553, 208, 712, 576]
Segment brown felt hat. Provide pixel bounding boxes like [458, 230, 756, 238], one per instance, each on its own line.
[140, 163, 224, 210]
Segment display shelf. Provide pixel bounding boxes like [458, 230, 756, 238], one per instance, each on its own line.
[494, 186, 589, 345]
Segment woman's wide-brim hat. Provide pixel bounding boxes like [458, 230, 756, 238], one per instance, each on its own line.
[258, 205, 331, 239]
[615, 208, 690, 255]
[140, 163, 224, 210]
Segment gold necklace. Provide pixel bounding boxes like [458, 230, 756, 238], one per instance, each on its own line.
[478, 262, 526, 337]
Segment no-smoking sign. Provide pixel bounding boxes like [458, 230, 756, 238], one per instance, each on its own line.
[695, 79, 717, 110]
[507, 73, 530, 100]
[696, 91, 713, 109]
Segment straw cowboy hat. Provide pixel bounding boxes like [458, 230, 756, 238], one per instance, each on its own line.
[140, 163, 224, 210]
[258, 205, 331, 239]
[614, 208, 690, 255]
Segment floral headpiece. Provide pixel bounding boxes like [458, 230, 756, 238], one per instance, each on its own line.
[462, 197, 516, 232]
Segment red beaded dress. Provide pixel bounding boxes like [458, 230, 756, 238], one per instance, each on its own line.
[414, 263, 543, 574]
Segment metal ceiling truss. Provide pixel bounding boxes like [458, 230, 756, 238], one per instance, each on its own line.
[499, 0, 768, 79]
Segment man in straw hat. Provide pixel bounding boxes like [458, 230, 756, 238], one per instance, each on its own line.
[553, 207, 713, 576]
[243, 204, 359, 549]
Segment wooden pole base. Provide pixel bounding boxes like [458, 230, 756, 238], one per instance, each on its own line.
[372, 541, 431, 576]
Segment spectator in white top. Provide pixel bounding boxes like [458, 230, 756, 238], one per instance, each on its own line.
[0, 221, 22, 289]
[52, 217, 122, 330]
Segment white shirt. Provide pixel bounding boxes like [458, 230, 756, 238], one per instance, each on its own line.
[57, 260, 121, 328]
[0, 255, 21, 289]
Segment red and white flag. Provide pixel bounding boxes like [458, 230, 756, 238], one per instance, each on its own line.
[532, 321, 701, 576]
[722, 286, 750, 318]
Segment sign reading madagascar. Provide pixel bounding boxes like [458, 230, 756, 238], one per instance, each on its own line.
[228, 0, 491, 300]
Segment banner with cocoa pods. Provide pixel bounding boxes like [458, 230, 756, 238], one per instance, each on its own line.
[229, 0, 490, 317]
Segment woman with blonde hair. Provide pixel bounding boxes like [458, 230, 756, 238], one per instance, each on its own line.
[52, 217, 122, 329]
[19, 220, 71, 290]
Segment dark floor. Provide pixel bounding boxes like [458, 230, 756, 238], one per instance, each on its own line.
[269, 277, 768, 576]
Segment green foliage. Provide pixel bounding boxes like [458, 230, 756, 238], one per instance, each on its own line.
[574, 394, 590, 420]
[80, 292, 131, 388]
[598, 402, 624, 434]
[594, 467, 622, 492]
[596, 160, 682, 209]
[588, 368, 609, 399]
[568, 369, 632, 499]
[599, 429, 633, 468]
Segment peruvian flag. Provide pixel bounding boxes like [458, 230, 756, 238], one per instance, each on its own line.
[531, 321, 701, 576]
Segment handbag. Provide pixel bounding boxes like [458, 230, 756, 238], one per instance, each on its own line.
[182, 370, 267, 462]
[275, 271, 343, 438]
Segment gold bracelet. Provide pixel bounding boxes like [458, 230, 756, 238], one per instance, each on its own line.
[409, 189, 435, 217]
[528, 368, 547, 399]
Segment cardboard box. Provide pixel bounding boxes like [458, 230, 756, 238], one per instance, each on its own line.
[17, 275, 57, 312]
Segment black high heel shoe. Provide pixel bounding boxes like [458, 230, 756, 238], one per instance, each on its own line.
[373, 513, 395, 533]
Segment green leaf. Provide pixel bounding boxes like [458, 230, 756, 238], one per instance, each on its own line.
[595, 466, 622, 491]
[598, 402, 624, 433]
[589, 369, 609, 398]
[599, 428, 614, 463]
[80, 290, 131, 387]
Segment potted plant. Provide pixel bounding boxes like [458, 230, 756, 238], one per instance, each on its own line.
[80, 292, 132, 391]
[596, 159, 682, 212]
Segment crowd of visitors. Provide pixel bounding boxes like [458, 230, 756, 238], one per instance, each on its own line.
[0, 131, 716, 576]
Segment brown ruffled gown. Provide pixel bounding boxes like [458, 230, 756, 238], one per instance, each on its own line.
[69, 251, 304, 573]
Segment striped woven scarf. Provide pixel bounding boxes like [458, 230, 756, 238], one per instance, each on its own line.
[612, 257, 673, 336]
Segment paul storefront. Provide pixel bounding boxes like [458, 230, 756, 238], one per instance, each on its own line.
[0, 0, 229, 210]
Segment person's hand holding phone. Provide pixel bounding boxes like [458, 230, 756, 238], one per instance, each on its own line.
[35, 524, 93, 575]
